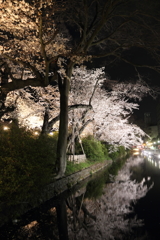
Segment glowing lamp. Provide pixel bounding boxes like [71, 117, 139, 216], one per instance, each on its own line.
[3, 126, 9, 130]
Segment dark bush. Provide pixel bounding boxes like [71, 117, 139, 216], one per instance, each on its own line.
[0, 123, 57, 205]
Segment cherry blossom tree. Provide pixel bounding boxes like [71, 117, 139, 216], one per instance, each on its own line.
[1, 0, 160, 177]
[2, 85, 60, 130]
[70, 67, 157, 149]
[3, 67, 157, 151]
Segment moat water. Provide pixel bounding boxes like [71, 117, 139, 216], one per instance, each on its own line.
[0, 155, 159, 240]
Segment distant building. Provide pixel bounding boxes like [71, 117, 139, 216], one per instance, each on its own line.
[144, 112, 151, 126]
[148, 125, 158, 139]
[143, 112, 158, 140]
[156, 99, 160, 137]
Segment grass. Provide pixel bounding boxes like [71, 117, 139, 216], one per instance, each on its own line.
[66, 159, 103, 175]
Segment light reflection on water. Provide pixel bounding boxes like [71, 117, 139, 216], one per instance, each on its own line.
[131, 152, 160, 240]
[144, 152, 160, 169]
[152, 158, 160, 168]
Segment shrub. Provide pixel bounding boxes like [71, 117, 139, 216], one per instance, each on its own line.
[102, 143, 110, 158]
[109, 151, 119, 160]
[0, 123, 57, 205]
[107, 145, 126, 160]
[118, 146, 126, 157]
[82, 135, 109, 161]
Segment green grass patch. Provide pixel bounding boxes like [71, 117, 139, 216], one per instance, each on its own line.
[66, 160, 95, 175]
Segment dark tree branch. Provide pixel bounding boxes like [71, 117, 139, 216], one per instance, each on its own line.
[1, 78, 44, 93]
[2, 54, 42, 81]
[46, 104, 93, 133]
[91, 20, 130, 46]
[68, 104, 92, 111]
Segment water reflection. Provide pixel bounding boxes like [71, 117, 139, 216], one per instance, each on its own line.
[67, 157, 151, 240]
[67, 170, 109, 240]
[146, 155, 160, 169]
[0, 157, 152, 240]
[131, 153, 160, 240]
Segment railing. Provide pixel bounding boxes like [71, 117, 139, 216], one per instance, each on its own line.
[67, 154, 86, 163]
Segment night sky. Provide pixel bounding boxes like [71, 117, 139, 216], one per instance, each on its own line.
[90, 53, 159, 126]
[105, 49, 160, 126]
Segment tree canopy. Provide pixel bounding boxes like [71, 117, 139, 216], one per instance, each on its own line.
[2, 67, 157, 149]
[1, 0, 160, 91]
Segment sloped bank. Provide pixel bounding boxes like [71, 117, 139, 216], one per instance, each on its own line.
[0, 159, 112, 227]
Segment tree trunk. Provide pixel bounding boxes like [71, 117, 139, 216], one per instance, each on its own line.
[55, 62, 73, 178]
[41, 108, 49, 135]
[55, 79, 69, 177]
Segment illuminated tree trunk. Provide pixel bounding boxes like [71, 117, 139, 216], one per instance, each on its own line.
[55, 62, 73, 178]
[41, 108, 49, 135]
